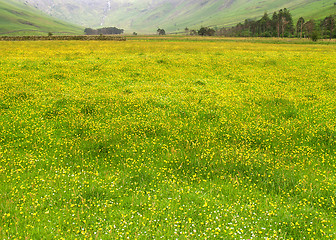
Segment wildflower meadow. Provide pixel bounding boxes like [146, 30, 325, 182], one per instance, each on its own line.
[0, 38, 335, 239]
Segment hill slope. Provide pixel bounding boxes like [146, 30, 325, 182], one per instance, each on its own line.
[0, 0, 83, 35]
[15, 0, 336, 34]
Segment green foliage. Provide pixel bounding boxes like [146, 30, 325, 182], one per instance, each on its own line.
[219, 9, 295, 38]
[157, 28, 166, 35]
[311, 31, 319, 41]
[84, 27, 124, 35]
[198, 27, 215, 36]
[321, 15, 335, 39]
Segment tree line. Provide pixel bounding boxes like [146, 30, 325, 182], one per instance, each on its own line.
[186, 9, 335, 40]
[84, 27, 124, 35]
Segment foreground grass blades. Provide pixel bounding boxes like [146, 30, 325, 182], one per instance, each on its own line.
[0, 39, 336, 239]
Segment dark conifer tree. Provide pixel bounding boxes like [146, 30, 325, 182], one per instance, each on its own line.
[296, 17, 305, 38]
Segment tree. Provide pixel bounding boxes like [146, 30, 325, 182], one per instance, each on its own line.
[323, 16, 335, 39]
[207, 28, 215, 36]
[85, 27, 123, 35]
[277, 8, 294, 38]
[272, 11, 280, 37]
[281, 16, 288, 38]
[84, 28, 97, 35]
[311, 31, 319, 41]
[270, 9, 294, 38]
[304, 20, 315, 38]
[198, 27, 207, 36]
[259, 12, 272, 35]
[296, 17, 305, 38]
[212, 8, 333, 39]
[157, 28, 166, 35]
[190, 29, 197, 35]
[198, 27, 215, 36]
[283, 8, 294, 37]
[98, 27, 124, 35]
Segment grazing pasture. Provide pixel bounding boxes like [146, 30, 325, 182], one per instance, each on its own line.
[0, 39, 335, 239]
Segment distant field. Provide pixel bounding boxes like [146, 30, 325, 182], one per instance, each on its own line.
[129, 35, 336, 44]
[0, 39, 336, 239]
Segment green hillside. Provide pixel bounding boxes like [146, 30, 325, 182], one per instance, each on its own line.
[0, 0, 83, 36]
[17, 0, 336, 34]
[120, 0, 336, 33]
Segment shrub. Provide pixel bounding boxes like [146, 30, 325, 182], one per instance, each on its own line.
[311, 32, 319, 42]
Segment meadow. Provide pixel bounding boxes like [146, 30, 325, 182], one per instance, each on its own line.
[0, 38, 336, 239]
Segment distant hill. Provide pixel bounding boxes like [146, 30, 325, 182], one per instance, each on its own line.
[0, 0, 83, 36]
[17, 0, 336, 34]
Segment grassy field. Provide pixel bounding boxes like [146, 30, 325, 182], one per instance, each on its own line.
[0, 38, 336, 239]
[128, 35, 336, 44]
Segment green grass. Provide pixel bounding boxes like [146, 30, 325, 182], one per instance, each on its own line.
[128, 35, 336, 44]
[0, 38, 336, 238]
[0, 0, 83, 36]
